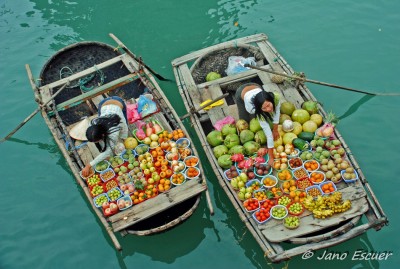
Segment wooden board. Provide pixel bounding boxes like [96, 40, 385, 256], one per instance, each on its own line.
[109, 179, 206, 231]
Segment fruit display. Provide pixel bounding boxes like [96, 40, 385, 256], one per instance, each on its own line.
[95, 160, 110, 172]
[303, 160, 319, 172]
[254, 162, 272, 177]
[246, 179, 262, 191]
[281, 179, 297, 194]
[253, 208, 271, 224]
[320, 181, 337, 194]
[176, 138, 190, 149]
[319, 158, 350, 183]
[91, 184, 105, 197]
[171, 173, 186, 185]
[185, 167, 200, 179]
[299, 150, 314, 161]
[296, 177, 313, 191]
[135, 144, 149, 155]
[260, 199, 276, 212]
[87, 174, 101, 187]
[306, 186, 322, 198]
[157, 178, 171, 192]
[120, 183, 135, 196]
[100, 169, 115, 182]
[293, 167, 308, 180]
[117, 196, 133, 210]
[253, 190, 268, 201]
[303, 191, 351, 219]
[184, 156, 199, 167]
[341, 168, 358, 183]
[288, 157, 303, 169]
[109, 156, 125, 168]
[266, 188, 284, 199]
[104, 179, 118, 191]
[102, 202, 119, 216]
[270, 205, 288, 220]
[243, 198, 260, 212]
[224, 166, 239, 180]
[276, 169, 292, 181]
[283, 216, 300, 229]
[287, 202, 304, 215]
[178, 147, 192, 159]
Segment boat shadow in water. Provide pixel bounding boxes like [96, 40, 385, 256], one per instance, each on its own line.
[337, 95, 375, 121]
[111, 201, 219, 267]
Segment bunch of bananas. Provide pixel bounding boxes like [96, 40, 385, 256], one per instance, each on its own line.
[303, 191, 352, 219]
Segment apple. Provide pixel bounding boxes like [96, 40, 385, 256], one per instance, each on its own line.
[105, 208, 111, 214]
[110, 203, 118, 213]
[102, 202, 110, 209]
[143, 169, 150, 176]
[148, 177, 155, 184]
[149, 167, 156, 172]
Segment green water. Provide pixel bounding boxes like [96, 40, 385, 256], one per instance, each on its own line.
[1, 0, 399, 268]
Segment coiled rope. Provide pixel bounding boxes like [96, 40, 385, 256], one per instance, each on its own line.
[59, 65, 105, 92]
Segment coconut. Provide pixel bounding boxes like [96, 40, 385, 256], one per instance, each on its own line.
[301, 101, 319, 115]
[249, 118, 262, 133]
[280, 102, 296, 116]
[213, 145, 229, 159]
[236, 119, 249, 133]
[228, 145, 245, 154]
[243, 141, 260, 156]
[218, 154, 233, 169]
[254, 130, 267, 145]
[206, 130, 223, 147]
[224, 133, 240, 149]
[240, 130, 255, 144]
[221, 124, 237, 137]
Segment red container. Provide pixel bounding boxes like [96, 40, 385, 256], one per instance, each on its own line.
[286, 202, 305, 216]
[89, 183, 106, 198]
[104, 178, 119, 192]
[102, 202, 119, 216]
[296, 177, 313, 190]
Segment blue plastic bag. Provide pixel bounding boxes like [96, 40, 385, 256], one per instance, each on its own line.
[137, 94, 157, 117]
[225, 56, 256, 75]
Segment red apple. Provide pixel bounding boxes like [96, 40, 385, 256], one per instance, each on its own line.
[102, 201, 110, 210]
[105, 208, 111, 215]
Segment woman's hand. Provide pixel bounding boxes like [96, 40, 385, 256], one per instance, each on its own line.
[82, 164, 92, 177]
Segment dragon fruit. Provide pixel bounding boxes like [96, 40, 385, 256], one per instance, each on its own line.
[254, 156, 266, 164]
[257, 148, 268, 157]
[136, 128, 146, 140]
[230, 153, 245, 162]
[243, 158, 254, 169]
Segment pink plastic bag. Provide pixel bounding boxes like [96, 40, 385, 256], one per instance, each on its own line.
[213, 116, 236, 131]
[127, 103, 141, 124]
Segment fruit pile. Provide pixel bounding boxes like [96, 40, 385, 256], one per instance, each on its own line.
[243, 198, 260, 212]
[303, 192, 351, 219]
[271, 205, 288, 219]
[283, 216, 300, 229]
[253, 208, 271, 223]
[287, 202, 304, 215]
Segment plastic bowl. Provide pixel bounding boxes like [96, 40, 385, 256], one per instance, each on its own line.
[116, 195, 133, 211]
[288, 157, 303, 170]
[94, 160, 110, 173]
[171, 161, 186, 173]
[276, 169, 293, 181]
[245, 179, 262, 191]
[100, 168, 116, 182]
[286, 202, 305, 216]
[93, 193, 109, 208]
[319, 181, 337, 195]
[224, 167, 239, 181]
[292, 167, 309, 180]
[166, 152, 180, 162]
[283, 216, 300, 229]
[134, 144, 149, 155]
[309, 171, 326, 184]
[254, 164, 272, 178]
[252, 208, 272, 224]
[261, 175, 278, 189]
[171, 172, 186, 186]
[185, 166, 200, 180]
[183, 155, 199, 167]
[287, 148, 300, 159]
[303, 160, 320, 172]
[176, 138, 190, 149]
[252, 189, 268, 202]
[296, 177, 313, 190]
[270, 205, 288, 220]
[341, 169, 359, 183]
[107, 187, 123, 202]
[305, 185, 323, 198]
[243, 198, 260, 213]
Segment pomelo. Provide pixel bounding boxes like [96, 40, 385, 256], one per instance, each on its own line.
[302, 120, 318, 133]
[292, 121, 303, 135]
[291, 109, 310, 124]
[280, 102, 296, 116]
[310, 114, 323, 127]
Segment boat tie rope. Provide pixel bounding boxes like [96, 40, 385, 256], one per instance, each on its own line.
[59, 65, 105, 92]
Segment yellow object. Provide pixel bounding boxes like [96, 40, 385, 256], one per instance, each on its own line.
[200, 99, 225, 111]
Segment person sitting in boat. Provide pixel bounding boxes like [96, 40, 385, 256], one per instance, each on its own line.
[81, 96, 129, 177]
[234, 83, 281, 166]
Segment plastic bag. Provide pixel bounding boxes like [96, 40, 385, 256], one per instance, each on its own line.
[137, 94, 158, 118]
[214, 116, 236, 131]
[225, 56, 256, 75]
[126, 103, 141, 124]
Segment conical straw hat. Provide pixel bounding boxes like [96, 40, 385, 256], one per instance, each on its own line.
[69, 117, 90, 141]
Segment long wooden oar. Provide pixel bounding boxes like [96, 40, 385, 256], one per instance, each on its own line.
[109, 33, 172, 82]
[0, 81, 70, 143]
[245, 64, 400, 96]
[180, 93, 229, 120]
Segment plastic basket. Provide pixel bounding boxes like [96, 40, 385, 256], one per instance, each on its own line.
[341, 169, 359, 183]
[292, 167, 309, 180]
[283, 216, 300, 229]
[107, 187, 123, 202]
[223, 167, 239, 181]
[100, 168, 116, 182]
[305, 185, 323, 198]
[296, 177, 313, 190]
[117, 195, 133, 210]
[270, 205, 288, 220]
[319, 181, 337, 195]
[243, 198, 260, 213]
[104, 178, 119, 192]
[93, 193, 109, 208]
[176, 138, 191, 149]
[94, 160, 110, 173]
[252, 208, 271, 224]
[309, 171, 326, 185]
[245, 179, 262, 191]
[288, 157, 303, 170]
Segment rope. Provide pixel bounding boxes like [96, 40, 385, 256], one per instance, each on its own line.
[59, 65, 105, 92]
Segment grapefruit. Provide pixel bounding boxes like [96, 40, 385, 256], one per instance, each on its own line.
[291, 109, 310, 124]
[280, 102, 296, 116]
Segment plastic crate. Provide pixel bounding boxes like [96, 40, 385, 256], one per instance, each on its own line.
[93, 193, 109, 208]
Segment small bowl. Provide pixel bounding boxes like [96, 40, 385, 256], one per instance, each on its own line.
[270, 205, 288, 220]
[254, 164, 272, 178]
[276, 169, 293, 181]
[116, 195, 133, 210]
[283, 216, 300, 229]
[171, 161, 186, 173]
[243, 198, 260, 213]
[286, 202, 305, 216]
[287, 149, 300, 159]
[319, 181, 337, 195]
[176, 138, 190, 149]
[277, 195, 292, 207]
[224, 167, 239, 181]
[305, 185, 323, 198]
[109, 156, 126, 168]
[309, 171, 326, 185]
[94, 160, 110, 173]
[134, 144, 149, 155]
[245, 179, 263, 191]
[185, 166, 200, 180]
[296, 177, 313, 190]
[303, 160, 320, 172]
[292, 167, 309, 180]
[166, 152, 180, 162]
[178, 147, 192, 159]
[341, 169, 359, 183]
[252, 208, 271, 224]
[183, 155, 199, 167]
[107, 187, 123, 202]
[171, 172, 186, 186]
[288, 157, 303, 170]
[261, 175, 278, 189]
[93, 193, 109, 208]
[252, 189, 268, 202]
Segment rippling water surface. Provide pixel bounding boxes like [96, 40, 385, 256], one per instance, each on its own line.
[1, 1, 399, 268]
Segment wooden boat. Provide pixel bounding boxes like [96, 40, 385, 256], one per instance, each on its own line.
[172, 33, 387, 263]
[25, 34, 213, 250]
